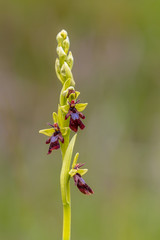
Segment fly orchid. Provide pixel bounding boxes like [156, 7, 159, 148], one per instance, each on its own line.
[60, 99, 88, 132]
[39, 30, 93, 240]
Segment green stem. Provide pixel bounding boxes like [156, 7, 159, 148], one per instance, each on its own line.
[61, 157, 71, 240]
[62, 196, 71, 240]
[60, 134, 77, 240]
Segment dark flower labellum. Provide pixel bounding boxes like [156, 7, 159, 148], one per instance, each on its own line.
[46, 123, 64, 154]
[65, 100, 85, 132]
[73, 173, 94, 195]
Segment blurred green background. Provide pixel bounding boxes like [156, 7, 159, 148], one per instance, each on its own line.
[1, 0, 160, 239]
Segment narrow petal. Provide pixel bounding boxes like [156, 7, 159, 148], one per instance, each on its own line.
[65, 110, 72, 120]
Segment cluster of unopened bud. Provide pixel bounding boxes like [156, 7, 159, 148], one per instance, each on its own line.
[55, 30, 75, 86]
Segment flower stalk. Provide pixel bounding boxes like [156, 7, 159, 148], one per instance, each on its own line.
[39, 29, 93, 240]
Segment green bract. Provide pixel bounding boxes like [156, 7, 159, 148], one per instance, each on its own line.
[60, 105, 69, 113]
[52, 112, 58, 123]
[60, 134, 77, 204]
[60, 78, 71, 106]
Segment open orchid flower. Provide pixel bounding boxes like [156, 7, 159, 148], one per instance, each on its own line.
[73, 173, 94, 195]
[71, 163, 94, 195]
[39, 113, 68, 154]
[62, 99, 87, 132]
[45, 123, 64, 154]
[69, 154, 94, 195]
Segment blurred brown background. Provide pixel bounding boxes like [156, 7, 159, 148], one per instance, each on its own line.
[0, 1, 160, 240]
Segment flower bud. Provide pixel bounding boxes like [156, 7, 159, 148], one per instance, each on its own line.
[60, 29, 67, 39]
[61, 62, 75, 86]
[56, 33, 63, 45]
[55, 58, 64, 84]
[56, 46, 66, 59]
[63, 36, 70, 54]
[66, 51, 74, 70]
[63, 86, 75, 96]
[56, 29, 67, 45]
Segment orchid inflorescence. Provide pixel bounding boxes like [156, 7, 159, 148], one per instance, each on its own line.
[39, 29, 93, 240]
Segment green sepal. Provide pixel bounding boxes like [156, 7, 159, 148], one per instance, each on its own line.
[60, 134, 77, 204]
[52, 112, 58, 123]
[60, 104, 69, 114]
[68, 169, 77, 177]
[39, 128, 55, 136]
[77, 169, 88, 176]
[72, 152, 79, 169]
[76, 103, 88, 112]
[75, 91, 80, 98]
[69, 168, 88, 177]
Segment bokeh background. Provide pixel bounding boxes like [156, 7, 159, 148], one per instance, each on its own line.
[1, 1, 160, 239]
